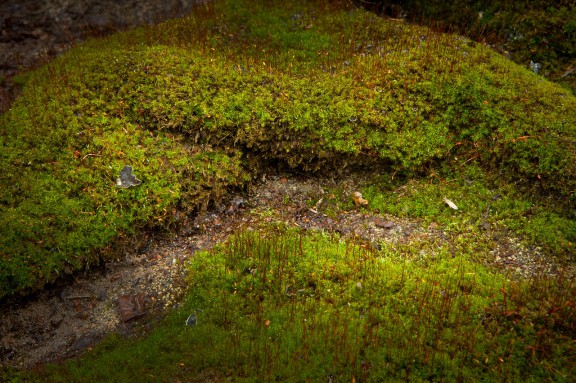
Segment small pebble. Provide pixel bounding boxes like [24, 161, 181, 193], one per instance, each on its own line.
[374, 218, 395, 229]
[186, 313, 197, 327]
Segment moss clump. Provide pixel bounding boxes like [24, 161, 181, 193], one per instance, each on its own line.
[17, 228, 575, 382]
[0, 50, 250, 297]
[1, 0, 575, 299]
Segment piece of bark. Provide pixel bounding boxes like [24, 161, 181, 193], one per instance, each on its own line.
[117, 294, 146, 322]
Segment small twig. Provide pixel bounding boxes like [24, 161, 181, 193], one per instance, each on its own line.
[81, 153, 101, 160]
[554, 137, 576, 144]
[217, 132, 232, 145]
[82, 148, 103, 160]
[458, 155, 478, 168]
[560, 67, 574, 78]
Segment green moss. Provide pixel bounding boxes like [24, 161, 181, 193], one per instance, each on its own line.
[0, 49, 250, 297]
[10, 71, 33, 87]
[1, 0, 575, 299]
[370, 0, 576, 94]
[14, 228, 574, 382]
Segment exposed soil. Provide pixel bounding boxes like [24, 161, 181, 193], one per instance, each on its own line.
[0, 0, 569, 372]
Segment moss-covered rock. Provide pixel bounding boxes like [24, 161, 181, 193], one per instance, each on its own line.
[1, 0, 575, 300]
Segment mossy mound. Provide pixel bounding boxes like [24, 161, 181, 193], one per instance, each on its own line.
[1, 0, 575, 300]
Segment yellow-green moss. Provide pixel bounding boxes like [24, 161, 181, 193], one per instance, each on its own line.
[16, 228, 575, 382]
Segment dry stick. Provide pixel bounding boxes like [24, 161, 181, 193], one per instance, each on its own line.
[81, 148, 103, 160]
